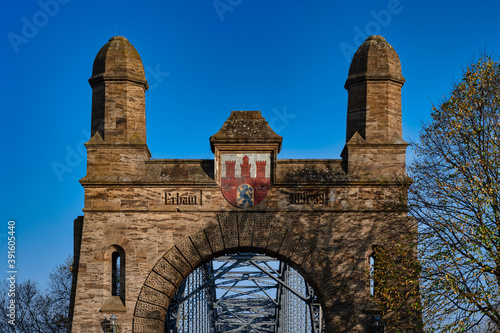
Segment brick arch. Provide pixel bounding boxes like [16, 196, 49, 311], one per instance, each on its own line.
[132, 213, 342, 333]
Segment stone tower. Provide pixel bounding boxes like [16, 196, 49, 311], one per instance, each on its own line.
[69, 36, 420, 332]
[86, 36, 151, 181]
[342, 35, 407, 179]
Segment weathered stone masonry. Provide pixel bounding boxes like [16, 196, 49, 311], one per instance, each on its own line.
[69, 35, 418, 332]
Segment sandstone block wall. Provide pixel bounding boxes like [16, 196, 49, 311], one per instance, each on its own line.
[69, 35, 420, 333]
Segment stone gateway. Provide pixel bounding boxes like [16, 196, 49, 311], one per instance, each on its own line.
[68, 35, 419, 332]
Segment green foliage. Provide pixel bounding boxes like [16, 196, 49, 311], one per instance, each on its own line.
[370, 234, 423, 332]
[410, 54, 500, 331]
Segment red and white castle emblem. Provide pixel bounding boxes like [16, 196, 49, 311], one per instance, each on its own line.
[220, 154, 271, 208]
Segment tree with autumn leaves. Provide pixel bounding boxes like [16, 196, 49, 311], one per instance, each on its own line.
[411, 54, 500, 332]
[372, 55, 500, 332]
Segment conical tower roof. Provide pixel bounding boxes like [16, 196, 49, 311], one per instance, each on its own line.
[89, 36, 148, 89]
[345, 35, 404, 89]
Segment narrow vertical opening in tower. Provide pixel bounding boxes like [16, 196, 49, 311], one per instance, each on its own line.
[112, 251, 121, 297]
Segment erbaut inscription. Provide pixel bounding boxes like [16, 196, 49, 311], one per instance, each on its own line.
[165, 191, 202, 205]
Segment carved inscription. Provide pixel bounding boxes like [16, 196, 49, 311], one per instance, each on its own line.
[165, 191, 202, 205]
[288, 191, 328, 205]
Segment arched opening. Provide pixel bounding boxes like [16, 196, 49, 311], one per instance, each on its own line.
[369, 245, 381, 298]
[110, 245, 125, 304]
[369, 253, 375, 297]
[165, 252, 324, 333]
[133, 214, 343, 333]
[112, 251, 121, 296]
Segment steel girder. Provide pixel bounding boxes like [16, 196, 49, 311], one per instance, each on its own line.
[166, 253, 324, 333]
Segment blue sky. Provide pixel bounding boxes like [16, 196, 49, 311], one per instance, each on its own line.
[2, 0, 500, 287]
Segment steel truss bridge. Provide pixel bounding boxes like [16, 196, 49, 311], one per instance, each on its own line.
[166, 253, 325, 333]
